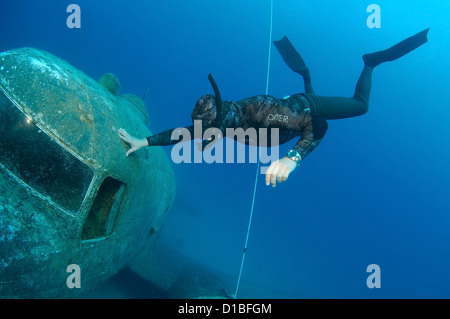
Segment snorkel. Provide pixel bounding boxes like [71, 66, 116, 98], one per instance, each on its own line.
[200, 74, 225, 151]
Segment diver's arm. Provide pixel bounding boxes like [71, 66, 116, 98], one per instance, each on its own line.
[291, 116, 328, 161]
[291, 135, 323, 162]
[145, 125, 194, 147]
[119, 125, 194, 156]
[265, 117, 327, 187]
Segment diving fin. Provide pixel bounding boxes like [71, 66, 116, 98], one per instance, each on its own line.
[363, 28, 430, 68]
[273, 36, 310, 78]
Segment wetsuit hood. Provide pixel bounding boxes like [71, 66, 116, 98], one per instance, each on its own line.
[191, 94, 238, 128]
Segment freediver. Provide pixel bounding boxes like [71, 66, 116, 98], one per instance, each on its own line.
[119, 29, 429, 187]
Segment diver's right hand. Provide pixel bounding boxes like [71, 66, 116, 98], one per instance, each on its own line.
[118, 128, 148, 156]
[265, 156, 297, 187]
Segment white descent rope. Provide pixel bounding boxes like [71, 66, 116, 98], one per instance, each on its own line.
[234, 0, 274, 299]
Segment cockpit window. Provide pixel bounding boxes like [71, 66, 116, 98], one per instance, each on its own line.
[0, 90, 94, 213]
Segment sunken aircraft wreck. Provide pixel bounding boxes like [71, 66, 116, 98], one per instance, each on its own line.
[0, 48, 176, 298]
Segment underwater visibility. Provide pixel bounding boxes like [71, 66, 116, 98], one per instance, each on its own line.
[1, 0, 450, 299]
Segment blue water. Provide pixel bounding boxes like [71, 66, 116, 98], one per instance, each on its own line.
[1, 0, 450, 298]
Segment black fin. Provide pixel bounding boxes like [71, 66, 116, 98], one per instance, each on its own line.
[363, 28, 430, 68]
[273, 36, 309, 77]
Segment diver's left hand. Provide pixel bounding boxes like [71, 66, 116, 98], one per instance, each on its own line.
[265, 157, 298, 187]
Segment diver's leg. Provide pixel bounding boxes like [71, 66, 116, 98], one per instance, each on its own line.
[352, 65, 373, 112]
[306, 65, 372, 119]
[302, 69, 314, 94]
[307, 29, 429, 119]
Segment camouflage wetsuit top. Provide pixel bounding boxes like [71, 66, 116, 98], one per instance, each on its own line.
[146, 93, 328, 161]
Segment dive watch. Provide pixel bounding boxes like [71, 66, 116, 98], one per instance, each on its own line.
[287, 149, 302, 166]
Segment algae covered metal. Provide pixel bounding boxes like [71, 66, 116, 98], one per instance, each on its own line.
[0, 48, 176, 298]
